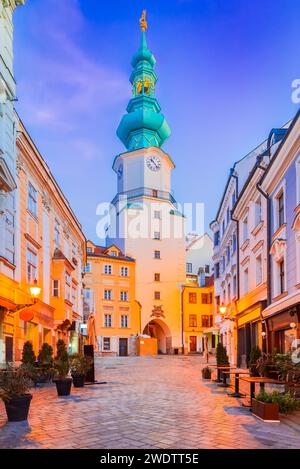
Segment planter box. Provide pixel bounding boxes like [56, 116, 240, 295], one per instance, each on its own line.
[202, 371, 212, 380]
[252, 398, 279, 422]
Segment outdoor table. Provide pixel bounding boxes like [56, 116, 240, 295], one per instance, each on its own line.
[240, 376, 283, 407]
[222, 371, 249, 397]
[215, 366, 232, 385]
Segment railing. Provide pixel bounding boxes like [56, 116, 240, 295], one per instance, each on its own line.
[111, 187, 176, 206]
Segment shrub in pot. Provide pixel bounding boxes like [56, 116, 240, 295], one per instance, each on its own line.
[52, 340, 71, 396]
[215, 343, 230, 382]
[21, 341, 36, 366]
[37, 343, 53, 383]
[253, 390, 300, 422]
[256, 353, 278, 378]
[70, 353, 93, 388]
[249, 346, 261, 377]
[202, 366, 212, 380]
[0, 366, 33, 422]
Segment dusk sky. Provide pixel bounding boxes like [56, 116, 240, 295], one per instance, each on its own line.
[14, 0, 300, 243]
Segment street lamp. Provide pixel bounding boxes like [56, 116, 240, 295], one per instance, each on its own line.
[29, 279, 41, 301]
[219, 304, 227, 315]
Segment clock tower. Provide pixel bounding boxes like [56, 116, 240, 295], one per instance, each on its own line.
[107, 12, 186, 354]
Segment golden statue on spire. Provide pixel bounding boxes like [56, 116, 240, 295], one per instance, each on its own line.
[139, 10, 147, 32]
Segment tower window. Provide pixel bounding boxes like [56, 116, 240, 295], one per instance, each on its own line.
[154, 291, 161, 300]
[154, 273, 160, 282]
[144, 79, 150, 94]
[154, 250, 161, 259]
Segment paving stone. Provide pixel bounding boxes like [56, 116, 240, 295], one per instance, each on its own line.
[0, 356, 299, 448]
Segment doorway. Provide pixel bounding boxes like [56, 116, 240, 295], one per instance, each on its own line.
[189, 336, 197, 353]
[119, 338, 128, 356]
[5, 336, 13, 363]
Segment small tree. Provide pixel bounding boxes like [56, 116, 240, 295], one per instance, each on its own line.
[216, 343, 229, 366]
[38, 343, 53, 369]
[21, 341, 36, 366]
[55, 339, 69, 362]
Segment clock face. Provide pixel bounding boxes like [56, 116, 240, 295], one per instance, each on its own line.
[146, 155, 161, 172]
[117, 164, 123, 178]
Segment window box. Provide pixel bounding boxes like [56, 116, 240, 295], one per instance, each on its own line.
[252, 399, 279, 422]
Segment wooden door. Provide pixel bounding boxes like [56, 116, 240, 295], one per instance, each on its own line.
[5, 336, 13, 363]
[119, 338, 128, 356]
[189, 336, 197, 352]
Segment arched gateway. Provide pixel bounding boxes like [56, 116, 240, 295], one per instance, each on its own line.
[143, 319, 172, 354]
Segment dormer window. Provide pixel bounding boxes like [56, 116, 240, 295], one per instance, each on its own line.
[144, 79, 150, 94]
[111, 251, 117, 257]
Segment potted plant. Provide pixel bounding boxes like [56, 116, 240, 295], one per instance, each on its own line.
[202, 366, 212, 380]
[252, 390, 280, 422]
[256, 353, 278, 378]
[215, 343, 230, 382]
[0, 366, 33, 422]
[37, 343, 53, 383]
[52, 340, 72, 396]
[21, 341, 36, 366]
[249, 346, 261, 377]
[70, 353, 93, 388]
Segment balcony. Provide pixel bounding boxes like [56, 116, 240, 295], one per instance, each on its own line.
[111, 187, 176, 206]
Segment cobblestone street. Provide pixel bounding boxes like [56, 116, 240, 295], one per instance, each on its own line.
[0, 356, 299, 449]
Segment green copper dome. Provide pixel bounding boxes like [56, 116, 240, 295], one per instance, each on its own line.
[116, 30, 171, 150]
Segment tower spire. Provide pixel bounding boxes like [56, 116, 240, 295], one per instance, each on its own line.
[116, 13, 171, 151]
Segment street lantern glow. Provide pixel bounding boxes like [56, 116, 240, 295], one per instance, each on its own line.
[290, 322, 297, 329]
[219, 304, 227, 315]
[29, 279, 41, 299]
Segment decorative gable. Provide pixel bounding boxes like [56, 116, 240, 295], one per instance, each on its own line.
[270, 238, 286, 262]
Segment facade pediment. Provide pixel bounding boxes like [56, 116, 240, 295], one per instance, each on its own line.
[0, 156, 16, 192]
[270, 238, 286, 262]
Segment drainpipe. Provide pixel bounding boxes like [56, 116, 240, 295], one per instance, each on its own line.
[231, 173, 240, 300]
[256, 174, 271, 354]
[178, 284, 185, 354]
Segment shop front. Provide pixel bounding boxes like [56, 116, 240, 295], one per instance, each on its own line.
[266, 304, 299, 354]
[236, 302, 265, 368]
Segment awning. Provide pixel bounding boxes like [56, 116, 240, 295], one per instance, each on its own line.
[202, 327, 219, 335]
[262, 292, 300, 319]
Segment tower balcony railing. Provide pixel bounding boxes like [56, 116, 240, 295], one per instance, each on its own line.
[111, 187, 176, 206]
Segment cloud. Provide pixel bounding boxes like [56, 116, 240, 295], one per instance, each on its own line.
[16, 0, 128, 132]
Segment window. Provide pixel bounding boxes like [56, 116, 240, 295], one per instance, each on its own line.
[154, 291, 160, 300]
[154, 273, 160, 282]
[227, 283, 231, 302]
[222, 256, 226, 272]
[27, 248, 37, 283]
[227, 207, 230, 224]
[255, 197, 262, 226]
[256, 254, 262, 285]
[201, 293, 212, 304]
[186, 262, 192, 273]
[244, 268, 249, 295]
[279, 260, 285, 294]
[54, 219, 60, 245]
[83, 262, 91, 273]
[87, 246, 92, 253]
[154, 210, 161, 219]
[153, 231, 161, 240]
[28, 182, 37, 216]
[72, 242, 76, 258]
[214, 231, 220, 247]
[121, 315, 128, 328]
[189, 315, 197, 327]
[278, 192, 285, 228]
[52, 280, 60, 297]
[72, 286, 77, 311]
[111, 250, 117, 257]
[232, 233, 237, 253]
[232, 191, 236, 207]
[222, 220, 225, 235]
[65, 271, 71, 301]
[104, 264, 112, 275]
[104, 289, 112, 300]
[64, 238, 69, 258]
[189, 292, 197, 304]
[103, 337, 111, 350]
[152, 189, 158, 198]
[215, 263, 220, 279]
[233, 275, 237, 298]
[243, 217, 249, 242]
[83, 288, 94, 318]
[120, 266, 128, 277]
[120, 291, 128, 301]
[202, 315, 213, 327]
[104, 314, 112, 327]
[154, 250, 161, 259]
[205, 264, 210, 274]
[226, 245, 230, 263]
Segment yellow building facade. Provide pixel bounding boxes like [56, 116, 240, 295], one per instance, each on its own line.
[83, 241, 140, 356]
[182, 279, 216, 354]
[0, 116, 86, 362]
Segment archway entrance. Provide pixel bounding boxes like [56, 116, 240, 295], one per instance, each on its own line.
[143, 319, 172, 354]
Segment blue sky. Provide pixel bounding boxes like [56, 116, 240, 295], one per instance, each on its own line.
[14, 0, 300, 242]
